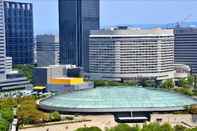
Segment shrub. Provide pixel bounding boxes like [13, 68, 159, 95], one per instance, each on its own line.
[94, 80, 137, 87]
[130, 125, 141, 131]
[139, 79, 156, 87]
[189, 104, 197, 114]
[142, 123, 161, 131]
[65, 116, 74, 120]
[49, 112, 61, 121]
[160, 123, 174, 131]
[107, 123, 132, 131]
[161, 79, 175, 89]
[174, 125, 186, 131]
[94, 80, 107, 87]
[185, 127, 197, 131]
[75, 126, 102, 131]
[126, 80, 137, 86]
[175, 87, 193, 96]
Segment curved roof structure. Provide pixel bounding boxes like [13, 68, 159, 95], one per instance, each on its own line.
[38, 87, 197, 113]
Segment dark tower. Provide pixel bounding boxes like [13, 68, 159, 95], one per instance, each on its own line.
[4, 1, 34, 64]
[59, 0, 99, 70]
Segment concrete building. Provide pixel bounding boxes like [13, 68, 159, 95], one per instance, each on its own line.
[88, 28, 175, 80]
[59, 0, 99, 70]
[0, 73, 32, 91]
[4, 1, 34, 64]
[33, 65, 91, 92]
[175, 27, 197, 74]
[174, 64, 191, 79]
[0, 0, 6, 81]
[36, 35, 59, 67]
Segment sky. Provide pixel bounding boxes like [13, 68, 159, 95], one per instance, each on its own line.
[8, 0, 197, 35]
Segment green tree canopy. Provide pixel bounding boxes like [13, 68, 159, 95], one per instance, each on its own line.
[0, 108, 13, 122]
[13, 64, 35, 83]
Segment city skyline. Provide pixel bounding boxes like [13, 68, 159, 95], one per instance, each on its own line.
[6, 0, 197, 35]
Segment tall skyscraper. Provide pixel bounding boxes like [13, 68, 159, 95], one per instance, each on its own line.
[0, 0, 6, 81]
[4, 1, 34, 64]
[59, 0, 99, 70]
[175, 27, 197, 74]
[36, 35, 59, 67]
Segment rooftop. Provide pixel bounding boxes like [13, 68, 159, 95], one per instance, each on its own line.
[90, 28, 174, 37]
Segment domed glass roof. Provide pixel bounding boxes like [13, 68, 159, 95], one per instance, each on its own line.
[39, 87, 197, 112]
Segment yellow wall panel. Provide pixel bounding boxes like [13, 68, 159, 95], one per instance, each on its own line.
[49, 77, 84, 85]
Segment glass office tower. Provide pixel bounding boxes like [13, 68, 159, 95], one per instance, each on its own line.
[4, 1, 34, 64]
[59, 0, 99, 70]
[175, 27, 197, 74]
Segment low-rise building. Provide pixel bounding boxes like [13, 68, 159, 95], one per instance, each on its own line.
[47, 77, 93, 92]
[174, 64, 191, 79]
[5, 57, 12, 74]
[0, 58, 32, 92]
[33, 65, 81, 86]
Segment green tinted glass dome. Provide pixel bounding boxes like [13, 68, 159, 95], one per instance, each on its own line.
[39, 87, 197, 112]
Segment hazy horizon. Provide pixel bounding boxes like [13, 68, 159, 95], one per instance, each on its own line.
[7, 0, 197, 35]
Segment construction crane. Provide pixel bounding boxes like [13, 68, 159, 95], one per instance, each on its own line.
[176, 14, 192, 28]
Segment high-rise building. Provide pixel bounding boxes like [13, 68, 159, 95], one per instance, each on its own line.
[0, 0, 6, 81]
[4, 1, 34, 64]
[0, 0, 32, 92]
[59, 0, 99, 70]
[175, 27, 197, 74]
[36, 35, 59, 67]
[88, 28, 175, 80]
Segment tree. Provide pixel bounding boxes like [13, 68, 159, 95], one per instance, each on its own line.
[16, 96, 48, 124]
[161, 79, 175, 89]
[0, 118, 9, 131]
[0, 108, 14, 122]
[13, 64, 35, 83]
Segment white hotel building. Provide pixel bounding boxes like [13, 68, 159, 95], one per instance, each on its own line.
[88, 28, 175, 80]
